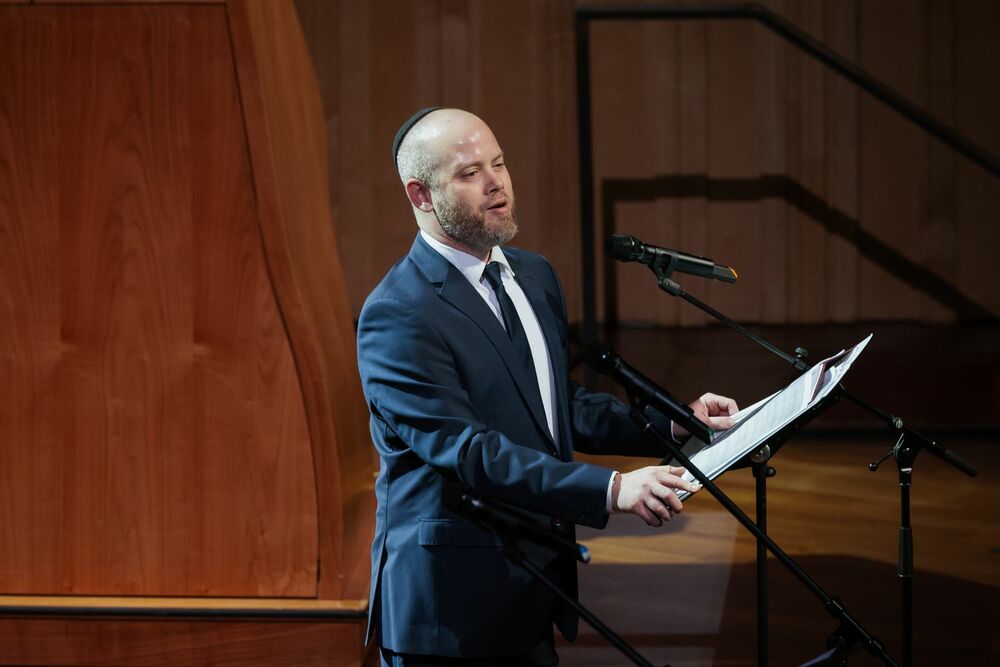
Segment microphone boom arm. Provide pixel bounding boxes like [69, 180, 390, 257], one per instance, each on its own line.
[654, 275, 976, 477]
[656, 275, 809, 372]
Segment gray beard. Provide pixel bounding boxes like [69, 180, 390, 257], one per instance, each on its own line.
[435, 195, 518, 254]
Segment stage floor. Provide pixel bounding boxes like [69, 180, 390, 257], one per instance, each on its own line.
[563, 323, 998, 666]
[567, 438, 997, 666]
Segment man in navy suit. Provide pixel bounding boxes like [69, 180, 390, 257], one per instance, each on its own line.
[357, 108, 737, 666]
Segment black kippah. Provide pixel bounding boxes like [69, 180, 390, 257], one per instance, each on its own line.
[392, 107, 443, 170]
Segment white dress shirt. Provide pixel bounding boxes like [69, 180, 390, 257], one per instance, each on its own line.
[420, 231, 621, 512]
[420, 231, 560, 449]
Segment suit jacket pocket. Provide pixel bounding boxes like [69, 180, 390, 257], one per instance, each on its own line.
[418, 519, 503, 548]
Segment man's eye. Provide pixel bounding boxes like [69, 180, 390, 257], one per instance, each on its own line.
[493, 162, 505, 170]
[463, 170, 479, 179]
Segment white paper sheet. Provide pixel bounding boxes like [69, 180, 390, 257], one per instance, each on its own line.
[674, 334, 873, 500]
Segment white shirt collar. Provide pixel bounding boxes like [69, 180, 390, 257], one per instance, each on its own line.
[420, 230, 514, 285]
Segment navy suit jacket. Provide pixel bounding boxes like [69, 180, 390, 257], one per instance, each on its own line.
[356, 234, 667, 657]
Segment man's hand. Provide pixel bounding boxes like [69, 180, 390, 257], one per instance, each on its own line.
[672, 392, 739, 440]
[612, 466, 701, 527]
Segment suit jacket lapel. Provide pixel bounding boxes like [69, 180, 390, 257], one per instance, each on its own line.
[407, 236, 556, 453]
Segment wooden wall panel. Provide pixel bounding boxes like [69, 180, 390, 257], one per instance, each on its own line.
[0, 3, 321, 598]
[923, 0, 958, 322]
[0, 0, 376, 660]
[33, 0, 221, 3]
[858, 0, 929, 320]
[824, 0, 861, 323]
[0, 617, 368, 667]
[677, 21, 712, 327]
[705, 18, 763, 323]
[955, 0, 1000, 315]
[295, 0, 999, 325]
[524, 1, 586, 322]
[227, 0, 376, 600]
[784, 0, 829, 323]
[0, 2, 62, 592]
[591, 18, 683, 327]
[756, 0, 790, 324]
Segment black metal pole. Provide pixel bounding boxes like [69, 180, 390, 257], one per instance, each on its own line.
[448, 490, 654, 666]
[657, 277, 806, 371]
[505, 541, 656, 667]
[629, 406, 898, 666]
[895, 436, 915, 667]
[652, 273, 978, 666]
[753, 459, 772, 666]
[662, 276, 978, 479]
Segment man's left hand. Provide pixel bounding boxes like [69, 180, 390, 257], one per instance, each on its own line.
[672, 392, 739, 439]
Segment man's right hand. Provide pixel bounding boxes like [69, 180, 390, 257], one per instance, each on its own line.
[612, 466, 702, 527]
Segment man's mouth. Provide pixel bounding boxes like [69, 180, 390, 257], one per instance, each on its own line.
[486, 198, 509, 212]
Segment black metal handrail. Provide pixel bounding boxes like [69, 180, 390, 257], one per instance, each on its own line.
[575, 3, 1000, 341]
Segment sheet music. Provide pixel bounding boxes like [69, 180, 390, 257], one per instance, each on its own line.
[674, 334, 873, 501]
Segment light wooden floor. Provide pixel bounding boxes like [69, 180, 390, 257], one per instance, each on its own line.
[561, 436, 997, 666]
[559, 323, 998, 666]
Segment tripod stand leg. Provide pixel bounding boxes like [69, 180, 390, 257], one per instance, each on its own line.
[753, 461, 772, 667]
[899, 467, 913, 667]
[892, 433, 915, 667]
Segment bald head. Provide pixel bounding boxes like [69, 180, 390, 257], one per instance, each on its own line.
[395, 108, 491, 185]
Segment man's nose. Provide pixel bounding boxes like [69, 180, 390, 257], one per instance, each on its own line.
[484, 169, 503, 193]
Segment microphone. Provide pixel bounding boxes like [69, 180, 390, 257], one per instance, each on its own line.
[606, 234, 737, 283]
[583, 341, 713, 443]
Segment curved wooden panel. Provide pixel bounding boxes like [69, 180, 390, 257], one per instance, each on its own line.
[228, 0, 376, 600]
[0, 3, 318, 597]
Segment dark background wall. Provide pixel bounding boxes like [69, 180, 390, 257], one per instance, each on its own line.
[295, 0, 999, 326]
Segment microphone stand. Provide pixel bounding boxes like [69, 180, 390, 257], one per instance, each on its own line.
[651, 270, 978, 667]
[448, 490, 658, 667]
[750, 448, 775, 667]
[627, 397, 898, 667]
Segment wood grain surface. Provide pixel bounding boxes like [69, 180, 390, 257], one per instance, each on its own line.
[0, 617, 369, 667]
[570, 437, 999, 666]
[294, 0, 1000, 325]
[227, 0, 376, 601]
[0, 1, 329, 598]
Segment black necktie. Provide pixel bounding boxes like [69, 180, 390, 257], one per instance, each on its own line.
[483, 261, 536, 377]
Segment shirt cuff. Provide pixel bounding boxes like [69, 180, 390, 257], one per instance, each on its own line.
[605, 470, 619, 513]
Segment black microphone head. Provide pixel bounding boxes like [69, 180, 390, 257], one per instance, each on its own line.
[605, 234, 641, 261]
[583, 341, 619, 375]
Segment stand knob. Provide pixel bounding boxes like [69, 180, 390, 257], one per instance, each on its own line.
[869, 448, 893, 472]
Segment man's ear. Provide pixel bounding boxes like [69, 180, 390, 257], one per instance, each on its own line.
[405, 180, 433, 212]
